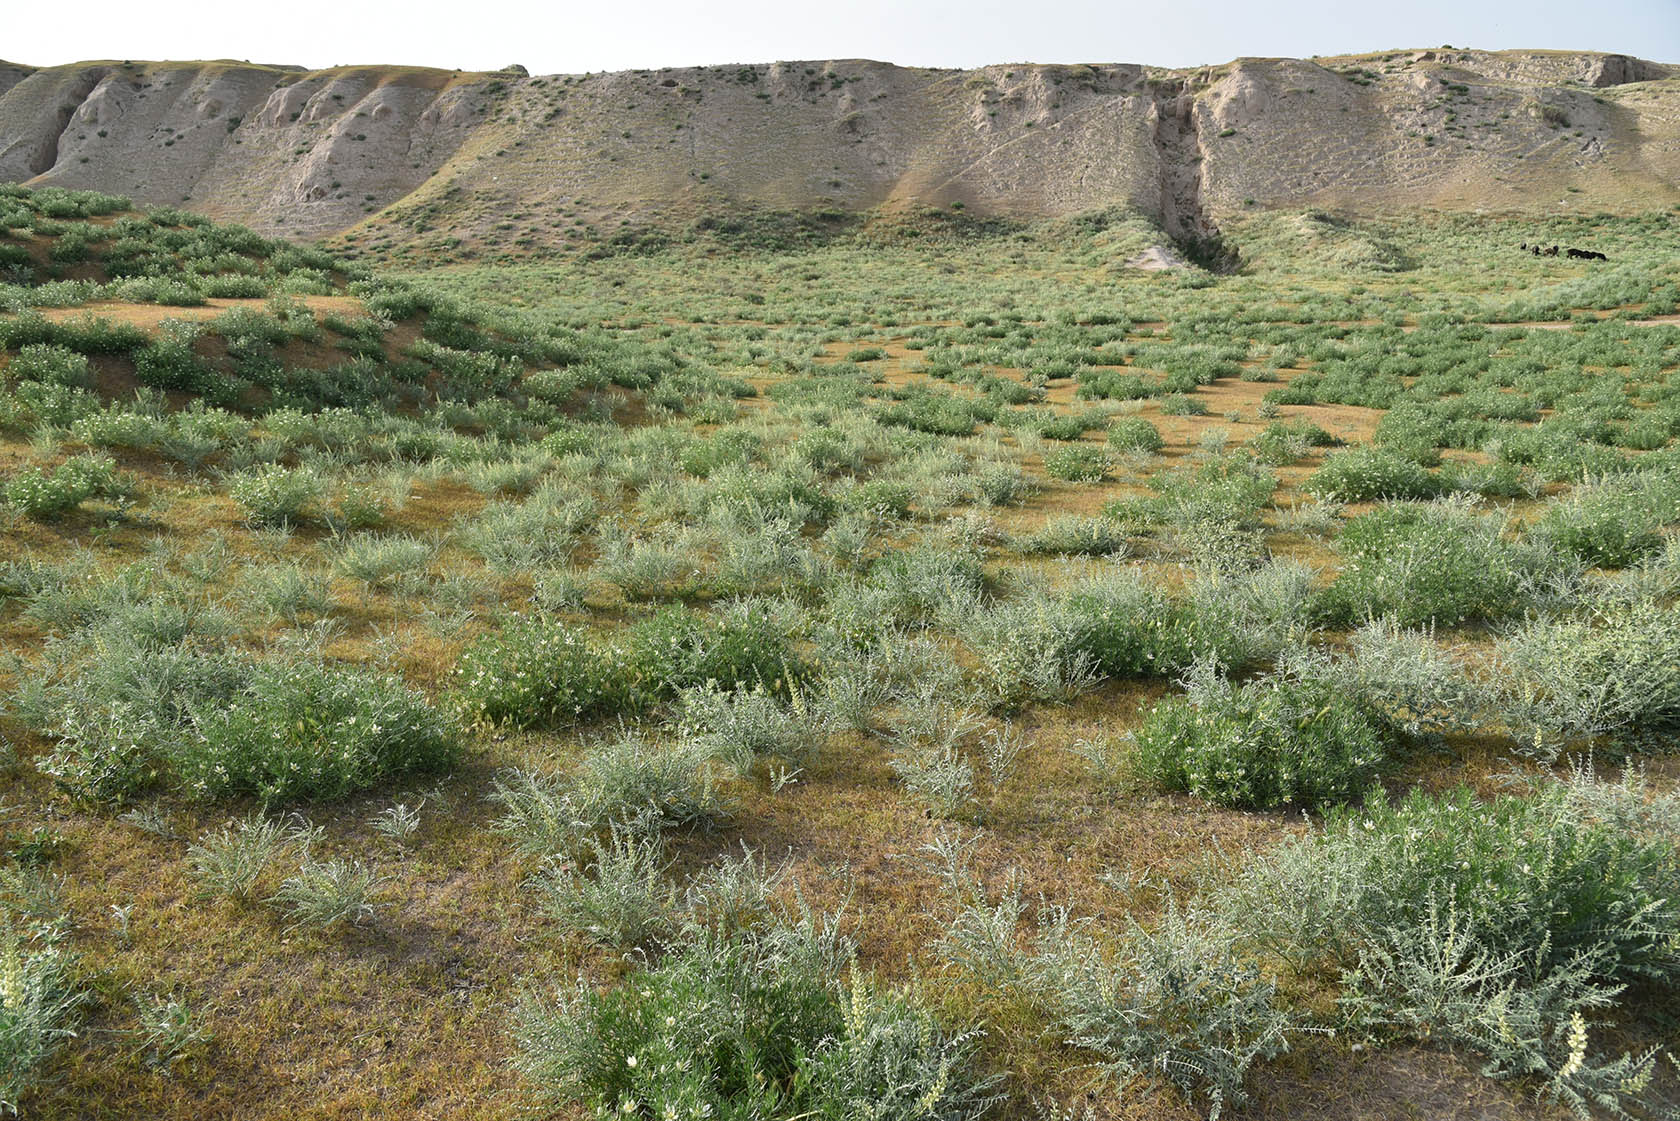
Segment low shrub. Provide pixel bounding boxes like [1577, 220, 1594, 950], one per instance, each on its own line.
[1306, 446, 1442, 502]
[1134, 667, 1394, 809]
[1016, 515, 1129, 556]
[454, 618, 631, 729]
[269, 856, 386, 930]
[492, 734, 723, 857]
[3, 454, 130, 521]
[177, 659, 458, 805]
[1249, 419, 1336, 466]
[1043, 444, 1109, 482]
[514, 931, 996, 1119]
[866, 542, 987, 624]
[678, 683, 817, 774]
[0, 924, 81, 1111]
[1150, 455, 1277, 527]
[1495, 599, 1680, 753]
[228, 465, 324, 527]
[134, 326, 226, 401]
[1217, 779, 1679, 1119]
[1057, 566, 1299, 680]
[187, 816, 290, 901]
[1024, 904, 1293, 1119]
[1317, 501, 1560, 627]
[3, 344, 92, 388]
[1536, 473, 1676, 569]
[626, 605, 802, 700]
[1105, 416, 1165, 453]
[334, 533, 433, 590]
[1226, 782, 1680, 989]
[525, 828, 676, 948]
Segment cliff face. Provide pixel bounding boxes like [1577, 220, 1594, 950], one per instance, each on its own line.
[0, 61, 487, 238]
[1, 49, 1675, 251]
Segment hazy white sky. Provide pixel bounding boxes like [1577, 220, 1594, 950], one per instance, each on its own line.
[6, 0, 1678, 73]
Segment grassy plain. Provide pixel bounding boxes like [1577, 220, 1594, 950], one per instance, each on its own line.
[0, 186, 1678, 1119]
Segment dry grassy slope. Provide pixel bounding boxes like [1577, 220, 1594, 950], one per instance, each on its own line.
[0, 49, 1675, 251]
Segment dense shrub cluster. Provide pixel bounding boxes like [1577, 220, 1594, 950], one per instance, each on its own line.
[1317, 501, 1561, 626]
[515, 931, 996, 1120]
[1306, 445, 1441, 502]
[454, 619, 633, 729]
[37, 645, 455, 806]
[455, 607, 800, 729]
[177, 660, 458, 804]
[3, 454, 130, 520]
[1134, 668, 1394, 809]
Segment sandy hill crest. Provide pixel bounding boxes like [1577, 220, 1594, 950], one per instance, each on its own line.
[0, 49, 1674, 256]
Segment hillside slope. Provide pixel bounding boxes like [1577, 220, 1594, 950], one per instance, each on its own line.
[0, 49, 1674, 255]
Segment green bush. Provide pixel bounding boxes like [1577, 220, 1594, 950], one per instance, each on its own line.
[3, 344, 92, 388]
[1149, 455, 1277, 527]
[0, 924, 82, 1111]
[177, 660, 458, 804]
[492, 734, 723, 856]
[625, 606, 801, 700]
[1222, 780, 1680, 1118]
[454, 618, 631, 729]
[1249, 419, 1335, 465]
[839, 478, 914, 519]
[36, 644, 254, 805]
[1061, 576, 1192, 678]
[134, 327, 227, 402]
[1318, 502, 1554, 627]
[3, 454, 130, 521]
[1536, 474, 1675, 569]
[228, 465, 324, 527]
[866, 542, 987, 624]
[1017, 515, 1128, 556]
[874, 390, 980, 436]
[1306, 446, 1442, 502]
[1022, 904, 1292, 1119]
[1495, 599, 1680, 751]
[1105, 416, 1165, 453]
[514, 931, 995, 1120]
[1134, 671, 1393, 809]
[1228, 783, 1680, 984]
[1043, 444, 1109, 482]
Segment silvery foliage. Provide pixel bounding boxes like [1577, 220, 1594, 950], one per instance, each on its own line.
[1494, 597, 1680, 757]
[526, 826, 676, 949]
[490, 733, 722, 858]
[923, 830, 1294, 1120]
[956, 593, 1105, 710]
[677, 681, 819, 777]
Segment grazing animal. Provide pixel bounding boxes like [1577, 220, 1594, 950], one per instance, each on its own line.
[1521, 242, 1529, 251]
[1544, 245, 1559, 257]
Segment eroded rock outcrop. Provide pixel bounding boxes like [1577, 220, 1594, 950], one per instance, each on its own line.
[0, 49, 1673, 251]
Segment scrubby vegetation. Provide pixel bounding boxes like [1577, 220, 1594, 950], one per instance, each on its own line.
[0, 184, 1677, 1118]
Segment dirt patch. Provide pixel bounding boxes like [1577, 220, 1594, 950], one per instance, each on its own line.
[1250, 1043, 1572, 1121]
[21, 294, 365, 333]
[1484, 312, 1680, 330]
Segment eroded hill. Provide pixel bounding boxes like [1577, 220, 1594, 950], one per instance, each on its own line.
[0, 48, 1675, 259]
